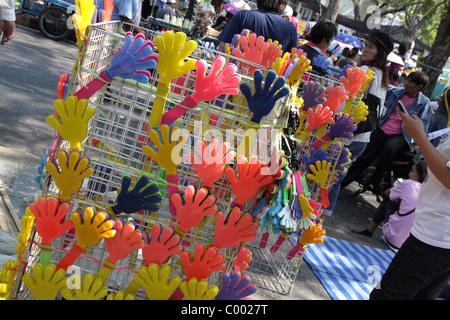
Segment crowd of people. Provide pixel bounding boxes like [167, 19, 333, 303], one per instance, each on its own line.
[2, 0, 449, 301]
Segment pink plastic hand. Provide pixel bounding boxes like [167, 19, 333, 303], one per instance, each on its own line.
[339, 67, 369, 98]
[323, 86, 348, 112]
[233, 247, 252, 271]
[105, 219, 145, 264]
[225, 156, 274, 208]
[306, 105, 334, 131]
[180, 244, 226, 280]
[212, 208, 258, 249]
[186, 138, 236, 189]
[29, 196, 74, 246]
[261, 40, 282, 68]
[232, 33, 269, 74]
[171, 185, 219, 234]
[142, 224, 182, 266]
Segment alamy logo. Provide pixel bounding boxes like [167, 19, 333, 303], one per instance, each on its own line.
[366, 5, 382, 30]
[366, 265, 382, 289]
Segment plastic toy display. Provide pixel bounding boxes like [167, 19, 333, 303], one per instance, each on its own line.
[0, 20, 374, 300]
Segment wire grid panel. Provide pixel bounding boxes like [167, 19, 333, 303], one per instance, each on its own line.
[13, 21, 291, 300]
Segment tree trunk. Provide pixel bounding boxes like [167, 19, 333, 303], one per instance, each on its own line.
[321, 0, 342, 22]
[421, 3, 450, 98]
[185, 0, 196, 20]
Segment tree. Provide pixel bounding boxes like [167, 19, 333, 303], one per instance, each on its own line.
[421, 1, 450, 98]
[320, 0, 342, 22]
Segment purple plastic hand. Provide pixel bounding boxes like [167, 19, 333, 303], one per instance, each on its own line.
[335, 146, 352, 172]
[327, 113, 357, 139]
[215, 270, 257, 300]
[106, 32, 157, 83]
[302, 81, 326, 110]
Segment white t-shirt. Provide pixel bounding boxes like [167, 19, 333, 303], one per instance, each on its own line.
[0, 0, 16, 21]
[411, 136, 450, 249]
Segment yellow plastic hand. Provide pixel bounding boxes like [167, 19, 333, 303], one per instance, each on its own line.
[71, 207, 116, 249]
[354, 101, 369, 124]
[287, 54, 312, 85]
[0, 259, 19, 300]
[45, 150, 95, 201]
[73, 0, 95, 44]
[60, 273, 109, 300]
[22, 263, 69, 300]
[46, 96, 96, 151]
[180, 277, 219, 300]
[360, 69, 374, 94]
[106, 290, 136, 300]
[300, 221, 326, 246]
[133, 264, 182, 300]
[16, 206, 35, 259]
[306, 160, 331, 188]
[298, 193, 314, 219]
[142, 124, 189, 176]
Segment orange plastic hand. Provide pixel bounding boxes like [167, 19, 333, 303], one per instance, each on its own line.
[232, 33, 269, 74]
[299, 221, 326, 246]
[105, 219, 145, 264]
[180, 244, 226, 280]
[71, 207, 116, 249]
[323, 86, 348, 112]
[339, 67, 369, 98]
[232, 247, 252, 271]
[212, 208, 258, 249]
[306, 105, 334, 131]
[29, 196, 73, 246]
[171, 185, 219, 234]
[225, 156, 274, 208]
[142, 224, 182, 266]
[261, 40, 282, 68]
[186, 138, 236, 189]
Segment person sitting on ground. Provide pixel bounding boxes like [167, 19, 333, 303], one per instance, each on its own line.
[341, 71, 432, 194]
[298, 19, 337, 61]
[217, 0, 298, 54]
[353, 160, 427, 251]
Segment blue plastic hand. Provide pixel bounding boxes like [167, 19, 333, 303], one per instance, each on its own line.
[302, 81, 326, 110]
[312, 55, 331, 73]
[111, 174, 162, 215]
[338, 64, 352, 80]
[327, 113, 357, 139]
[335, 146, 352, 173]
[106, 32, 157, 83]
[215, 270, 257, 300]
[302, 148, 329, 173]
[251, 195, 268, 218]
[240, 69, 290, 124]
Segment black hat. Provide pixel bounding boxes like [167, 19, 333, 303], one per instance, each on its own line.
[366, 31, 393, 54]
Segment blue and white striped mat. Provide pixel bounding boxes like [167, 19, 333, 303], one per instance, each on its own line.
[303, 236, 396, 300]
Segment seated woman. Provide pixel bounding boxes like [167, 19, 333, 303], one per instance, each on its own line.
[353, 160, 427, 251]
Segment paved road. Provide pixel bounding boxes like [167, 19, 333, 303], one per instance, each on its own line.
[0, 25, 391, 300]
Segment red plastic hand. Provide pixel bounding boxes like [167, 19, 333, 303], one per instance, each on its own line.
[101, 0, 112, 21]
[180, 244, 226, 280]
[261, 40, 282, 68]
[232, 33, 269, 74]
[105, 219, 145, 264]
[190, 56, 241, 104]
[225, 156, 274, 208]
[186, 138, 235, 189]
[323, 86, 348, 112]
[306, 105, 334, 131]
[29, 196, 74, 246]
[339, 67, 369, 98]
[233, 247, 252, 271]
[142, 224, 182, 266]
[212, 208, 258, 249]
[171, 185, 219, 234]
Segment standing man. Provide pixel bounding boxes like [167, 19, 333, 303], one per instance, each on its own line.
[112, 0, 148, 35]
[217, 0, 297, 54]
[0, 0, 15, 45]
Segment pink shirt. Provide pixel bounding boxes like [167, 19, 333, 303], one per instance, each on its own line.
[291, 16, 299, 33]
[383, 179, 422, 248]
[380, 95, 417, 135]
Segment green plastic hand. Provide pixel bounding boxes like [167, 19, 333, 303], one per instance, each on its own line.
[60, 273, 109, 300]
[45, 150, 95, 201]
[71, 206, 116, 249]
[142, 124, 189, 176]
[180, 277, 219, 300]
[22, 263, 69, 300]
[46, 96, 96, 151]
[134, 264, 182, 300]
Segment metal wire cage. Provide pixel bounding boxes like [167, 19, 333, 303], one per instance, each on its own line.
[12, 21, 292, 300]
